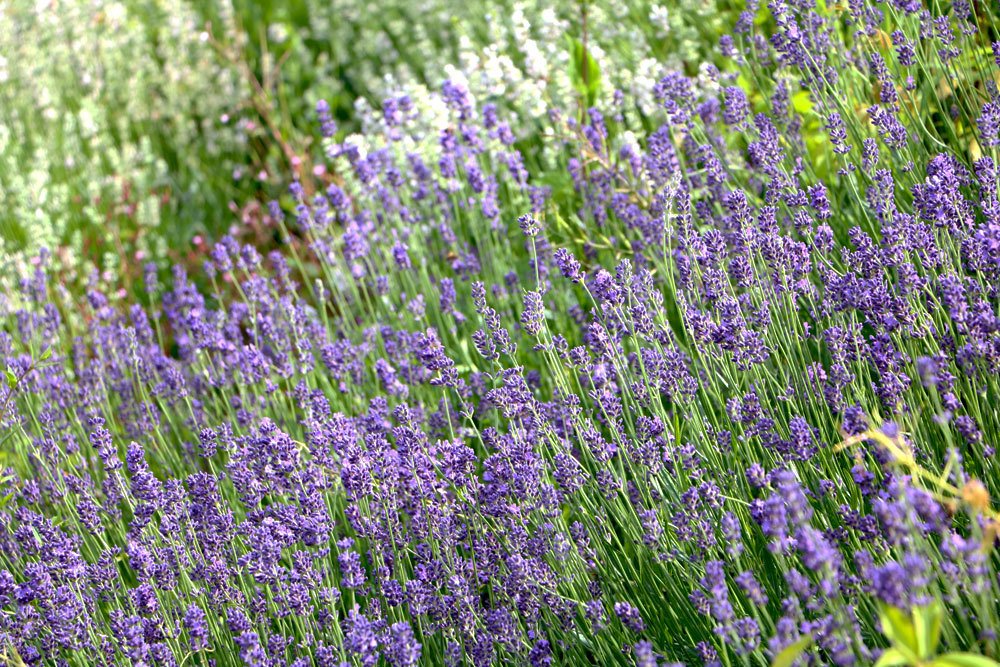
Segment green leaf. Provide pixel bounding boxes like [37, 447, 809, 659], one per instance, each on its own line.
[39, 347, 52, 361]
[4, 369, 16, 389]
[912, 600, 944, 658]
[792, 90, 814, 115]
[880, 605, 920, 655]
[771, 635, 813, 667]
[874, 648, 912, 667]
[932, 654, 1000, 667]
[565, 36, 601, 106]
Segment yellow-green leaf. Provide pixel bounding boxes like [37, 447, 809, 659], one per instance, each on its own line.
[912, 601, 944, 658]
[881, 605, 919, 655]
[771, 635, 813, 667]
[0, 644, 28, 667]
[932, 654, 1000, 667]
[792, 91, 814, 115]
[874, 648, 911, 667]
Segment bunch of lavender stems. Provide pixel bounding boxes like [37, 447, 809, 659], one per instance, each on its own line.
[2, 0, 1000, 665]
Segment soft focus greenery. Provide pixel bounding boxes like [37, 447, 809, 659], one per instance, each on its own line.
[0, 0, 731, 289]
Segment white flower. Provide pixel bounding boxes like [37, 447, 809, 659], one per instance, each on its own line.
[650, 5, 671, 38]
[267, 22, 289, 44]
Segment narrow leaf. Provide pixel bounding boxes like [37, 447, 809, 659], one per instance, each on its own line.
[565, 35, 601, 106]
[771, 635, 813, 667]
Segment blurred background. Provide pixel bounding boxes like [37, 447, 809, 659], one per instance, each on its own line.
[0, 0, 732, 292]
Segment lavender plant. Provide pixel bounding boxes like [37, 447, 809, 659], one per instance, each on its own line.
[2, 0, 1000, 666]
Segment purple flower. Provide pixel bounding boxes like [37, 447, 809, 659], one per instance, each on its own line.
[614, 601, 646, 633]
[184, 604, 210, 651]
[554, 248, 583, 283]
[521, 291, 545, 337]
[385, 621, 421, 666]
[345, 608, 380, 667]
[723, 86, 750, 126]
